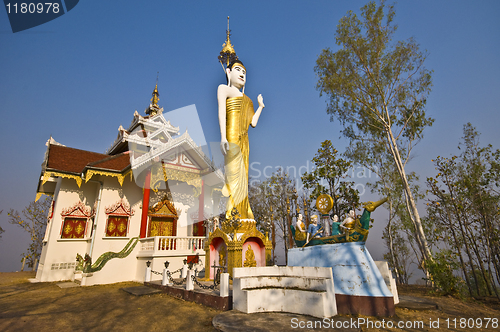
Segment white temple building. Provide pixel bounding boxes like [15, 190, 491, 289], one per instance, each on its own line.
[34, 85, 224, 285]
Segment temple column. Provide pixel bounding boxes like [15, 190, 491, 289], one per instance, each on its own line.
[140, 171, 151, 238]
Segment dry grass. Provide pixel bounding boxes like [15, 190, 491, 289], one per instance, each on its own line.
[0, 272, 220, 332]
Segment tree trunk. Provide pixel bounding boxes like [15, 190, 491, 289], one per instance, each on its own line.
[441, 200, 474, 297]
[385, 127, 433, 266]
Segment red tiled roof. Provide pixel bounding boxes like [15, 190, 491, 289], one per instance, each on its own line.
[86, 153, 130, 172]
[45, 145, 130, 174]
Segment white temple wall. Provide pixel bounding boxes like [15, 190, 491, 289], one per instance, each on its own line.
[36, 177, 61, 281]
[84, 175, 142, 285]
[37, 178, 97, 282]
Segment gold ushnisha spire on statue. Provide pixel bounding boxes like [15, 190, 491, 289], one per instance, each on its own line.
[218, 16, 238, 70]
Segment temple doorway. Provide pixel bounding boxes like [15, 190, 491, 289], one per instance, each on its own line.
[148, 217, 176, 237]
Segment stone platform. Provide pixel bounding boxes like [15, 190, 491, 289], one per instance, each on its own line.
[288, 242, 395, 316]
[233, 266, 337, 318]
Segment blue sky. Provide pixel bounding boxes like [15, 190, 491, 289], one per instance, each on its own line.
[1, 1, 499, 273]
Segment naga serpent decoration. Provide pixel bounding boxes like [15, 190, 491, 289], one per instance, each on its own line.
[76, 237, 139, 273]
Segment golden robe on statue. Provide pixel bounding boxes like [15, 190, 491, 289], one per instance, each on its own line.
[294, 222, 307, 242]
[222, 94, 254, 220]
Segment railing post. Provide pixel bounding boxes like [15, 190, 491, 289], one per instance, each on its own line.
[162, 268, 170, 286]
[220, 273, 229, 297]
[181, 260, 187, 278]
[154, 237, 159, 252]
[145, 261, 151, 282]
[186, 269, 194, 290]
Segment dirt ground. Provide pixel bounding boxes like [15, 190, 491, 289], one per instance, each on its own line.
[0, 272, 499, 332]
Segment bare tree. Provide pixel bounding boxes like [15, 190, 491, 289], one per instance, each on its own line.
[8, 197, 51, 268]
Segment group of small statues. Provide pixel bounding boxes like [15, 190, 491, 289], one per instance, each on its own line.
[294, 211, 358, 243]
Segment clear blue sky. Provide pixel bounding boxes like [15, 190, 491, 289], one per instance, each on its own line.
[1, 1, 499, 273]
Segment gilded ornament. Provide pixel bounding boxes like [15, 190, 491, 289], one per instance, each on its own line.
[76, 223, 84, 235]
[43, 171, 82, 187]
[107, 222, 116, 233]
[64, 224, 72, 235]
[85, 169, 127, 186]
[316, 194, 333, 214]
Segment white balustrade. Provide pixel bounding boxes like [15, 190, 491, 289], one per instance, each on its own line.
[139, 236, 205, 255]
[141, 238, 154, 251]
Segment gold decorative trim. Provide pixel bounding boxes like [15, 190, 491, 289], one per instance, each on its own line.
[150, 163, 168, 192]
[43, 171, 82, 187]
[206, 228, 230, 249]
[35, 192, 53, 202]
[239, 226, 270, 247]
[85, 169, 128, 186]
[164, 167, 202, 196]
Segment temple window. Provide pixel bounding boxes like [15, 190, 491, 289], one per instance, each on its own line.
[61, 218, 87, 239]
[59, 201, 93, 240]
[105, 216, 129, 237]
[104, 199, 134, 238]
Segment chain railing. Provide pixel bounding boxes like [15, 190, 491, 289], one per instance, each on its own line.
[191, 274, 219, 290]
[166, 270, 187, 285]
[148, 264, 224, 290]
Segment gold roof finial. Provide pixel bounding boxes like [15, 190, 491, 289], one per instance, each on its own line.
[146, 72, 160, 116]
[151, 72, 160, 107]
[218, 16, 238, 71]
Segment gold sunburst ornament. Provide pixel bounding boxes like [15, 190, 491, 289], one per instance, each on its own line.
[316, 194, 333, 214]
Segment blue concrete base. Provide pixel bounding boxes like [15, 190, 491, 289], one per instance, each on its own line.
[288, 242, 392, 298]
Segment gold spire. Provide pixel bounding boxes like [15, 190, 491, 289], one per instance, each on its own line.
[218, 16, 238, 69]
[151, 83, 159, 107]
[146, 74, 161, 116]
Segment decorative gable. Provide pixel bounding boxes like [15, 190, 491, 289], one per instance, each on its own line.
[105, 199, 134, 216]
[61, 201, 93, 218]
[149, 196, 178, 218]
